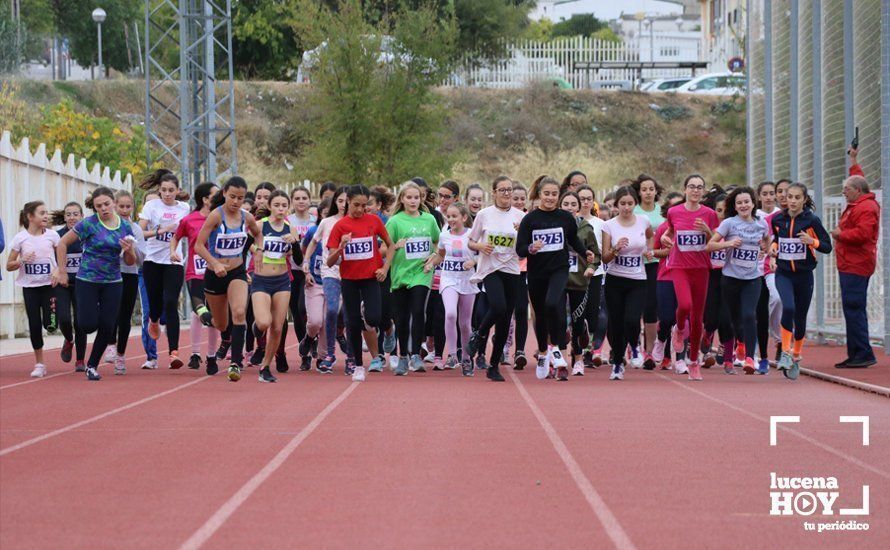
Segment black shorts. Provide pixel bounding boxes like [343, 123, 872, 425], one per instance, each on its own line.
[251, 273, 291, 295]
[204, 264, 248, 295]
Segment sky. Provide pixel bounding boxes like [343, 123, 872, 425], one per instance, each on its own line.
[535, 0, 685, 22]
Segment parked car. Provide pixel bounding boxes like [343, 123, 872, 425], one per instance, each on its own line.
[640, 77, 692, 92]
[675, 72, 746, 96]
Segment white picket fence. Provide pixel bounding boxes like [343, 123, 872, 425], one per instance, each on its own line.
[0, 130, 133, 339]
[444, 36, 704, 89]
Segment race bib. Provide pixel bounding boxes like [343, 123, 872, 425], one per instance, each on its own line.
[676, 230, 707, 252]
[193, 255, 207, 276]
[311, 256, 323, 275]
[568, 253, 579, 273]
[66, 253, 82, 273]
[731, 245, 760, 269]
[710, 250, 726, 269]
[531, 227, 565, 253]
[440, 259, 467, 272]
[343, 237, 374, 261]
[214, 231, 247, 257]
[263, 236, 290, 260]
[777, 238, 806, 261]
[486, 231, 516, 252]
[404, 237, 431, 260]
[24, 262, 52, 276]
[156, 231, 173, 243]
[615, 254, 642, 270]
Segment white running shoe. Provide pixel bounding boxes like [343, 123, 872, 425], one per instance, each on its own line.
[103, 346, 117, 364]
[423, 352, 435, 364]
[674, 359, 689, 375]
[535, 354, 551, 380]
[114, 356, 126, 375]
[609, 364, 625, 380]
[388, 355, 399, 371]
[550, 349, 567, 368]
[629, 349, 644, 369]
[572, 360, 585, 376]
[652, 339, 666, 363]
[352, 365, 366, 382]
[141, 359, 158, 370]
[30, 363, 46, 378]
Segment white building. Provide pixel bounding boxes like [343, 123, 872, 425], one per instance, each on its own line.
[611, 13, 702, 62]
[698, 0, 745, 71]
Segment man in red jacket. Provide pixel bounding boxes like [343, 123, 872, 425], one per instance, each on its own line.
[830, 148, 880, 368]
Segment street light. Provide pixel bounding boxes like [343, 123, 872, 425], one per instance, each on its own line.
[92, 7, 106, 79]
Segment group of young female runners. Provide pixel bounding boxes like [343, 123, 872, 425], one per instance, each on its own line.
[6, 169, 831, 384]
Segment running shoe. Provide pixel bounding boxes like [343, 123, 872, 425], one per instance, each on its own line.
[628, 348, 643, 369]
[688, 361, 703, 381]
[659, 357, 672, 370]
[86, 366, 101, 381]
[317, 356, 334, 374]
[461, 358, 474, 377]
[474, 355, 488, 371]
[591, 348, 603, 367]
[466, 331, 482, 358]
[275, 352, 289, 373]
[715, 344, 725, 365]
[395, 356, 409, 376]
[486, 364, 505, 382]
[409, 354, 425, 373]
[785, 357, 801, 380]
[369, 355, 385, 373]
[228, 363, 242, 382]
[215, 339, 231, 360]
[61, 339, 74, 363]
[609, 364, 625, 381]
[169, 351, 183, 369]
[572, 360, 585, 376]
[383, 329, 396, 354]
[206, 356, 219, 376]
[499, 356, 511, 368]
[557, 366, 569, 381]
[702, 353, 716, 369]
[582, 348, 594, 369]
[535, 354, 551, 380]
[423, 352, 435, 365]
[642, 353, 656, 371]
[723, 363, 737, 375]
[258, 366, 278, 383]
[352, 365, 366, 382]
[344, 357, 356, 376]
[671, 326, 684, 354]
[336, 334, 349, 355]
[104, 345, 117, 364]
[433, 357, 445, 371]
[757, 358, 769, 375]
[147, 320, 161, 340]
[30, 363, 46, 378]
[513, 351, 527, 370]
[299, 355, 312, 371]
[298, 335, 315, 358]
[551, 349, 567, 368]
[651, 339, 666, 364]
[389, 355, 399, 371]
[75, 360, 87, 372]
[444, 354, 458, 370]
[546, 366, 556, 379]
[188, 353, 202, 370]
[674, 359, 689, 375]
[249, 347, 265, 367]
[777, 351, 793, 371]
[743, 357, 756, 375]
[114, 356, 126, 376]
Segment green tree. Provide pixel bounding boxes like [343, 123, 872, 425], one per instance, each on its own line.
[0, 8, 26, 74]
[49, 0, 142, 74]
[551, 13, 607, 38]
[292, 0, 458, 184]
[232, 0, 303, 79]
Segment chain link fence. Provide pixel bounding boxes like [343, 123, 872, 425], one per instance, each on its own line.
[746, 0, 889, 349]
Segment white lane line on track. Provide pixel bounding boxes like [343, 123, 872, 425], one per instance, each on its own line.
[0, 371, 74, 389]
[656, 374, 890, 480]
[0, 377, 209, 457]
[508, 369, 637, 550]
[179, 381, 359, 550]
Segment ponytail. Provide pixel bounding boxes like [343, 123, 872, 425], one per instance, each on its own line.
[50, 201, 82, 226]
[529, 175, 559, 201]
[788, 182, 815, 211]
[210, 176, 248, 210]
[139, 168, 179, 191]
[19, 201, 44, 229]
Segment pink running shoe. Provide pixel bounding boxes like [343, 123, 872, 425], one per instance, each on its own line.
[688, 361, 703, 381]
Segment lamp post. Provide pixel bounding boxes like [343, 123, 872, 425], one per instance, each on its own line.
[92, 7, 106, 79]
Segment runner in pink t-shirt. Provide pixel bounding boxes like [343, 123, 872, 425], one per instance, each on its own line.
[661, 176, 718, 381]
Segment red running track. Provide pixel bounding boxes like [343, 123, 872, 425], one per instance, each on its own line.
[1, 332, 888, 548]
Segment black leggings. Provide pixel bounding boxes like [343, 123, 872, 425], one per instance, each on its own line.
[424, 289, 445, 357]
[393, 285, 428, 356]
[756, 278, 770, 360]
[76, 280, 123, 368]
[108, 273, 140, 356]
[528, 270, 569, 351]
[477, 271, 519, 366]
[605, 275, 646, 366]
[22, 286, 61, 350]
[704, 269, 733, 344]
[567, 288, 588, 358]
[55, 281, 87, 360]
[142, 261, 183, 351]
[592, 282, 608, 350]
[377, 272, 395, 354]
[341, 278, 381, 366]
[643, 262, 659, 323]
[722, 276, 761, 360]
[513, 272, 529, 353]
[287, 269, 307, 343]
